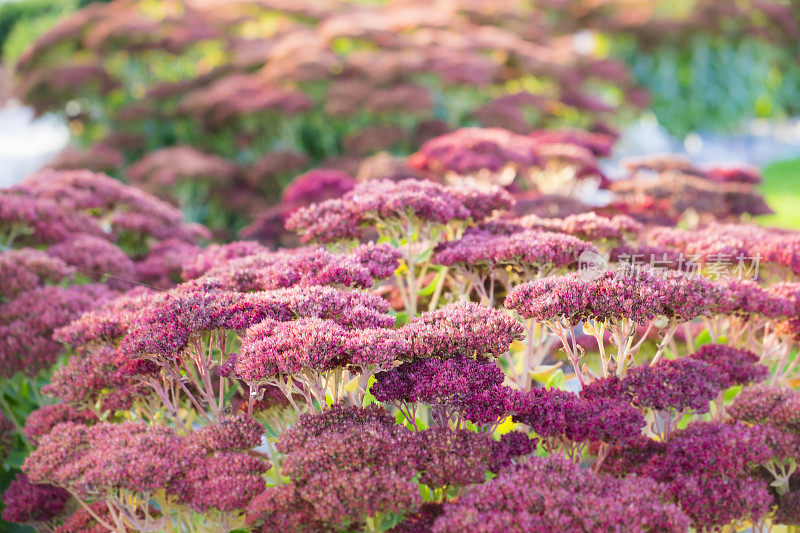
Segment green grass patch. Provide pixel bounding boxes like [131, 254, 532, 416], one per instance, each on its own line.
[757, 154, 800, 230]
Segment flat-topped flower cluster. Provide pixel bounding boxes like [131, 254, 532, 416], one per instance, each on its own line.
[3, 153, 800, 533]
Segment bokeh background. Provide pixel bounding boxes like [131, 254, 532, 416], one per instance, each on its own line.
[0, 0, 799, 232]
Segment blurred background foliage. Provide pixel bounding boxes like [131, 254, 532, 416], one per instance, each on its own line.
[0, 0, 798, 232]
[0, 0, 109, 65]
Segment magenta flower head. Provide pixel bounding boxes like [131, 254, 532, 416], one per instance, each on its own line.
[505, 273, 590, 323]
[0, 283, 116, 378]
[23, 422, 182, 497]
[1, 473, 69, 527]
[236, 318, 351, 381]
[126, 145, 238, 191]
[514, 387, 644, 446]
[54, 286, 159, 347]
[517, 212, 642, 242]
[0, 249, 74, 298]
[189, 413, 264, 452]
[262, 285, 395, 330]
[23, 404, 96, 445]
[276, 404, 398, 455]
[48, 234, 136, 288]
[412, 428, 494, 487]
[666, 475, 773, 530]
[246, 483, 325, 533]
[133, 238, 203, 289]
[433, 228, 598, 273]
[119, 289, 245, 359]
[237, 316, 408, 384]
[656, 269, 722, 321]
[506, 268, 716, 326]
[286, 178, 513, 243]
[195, 247, 376, 292]
[182, 241, 270, 280]
[18, 168, 210, 244]
[644, 422, 772, 482]
[253, 405, 419, 530]
[688, 344, 768, 388]
[0, 189, 105, 245]
[402, 302, 524, 359]
[351, 242, 402, 279]
[43, 346, 152, 412]
[712, 279, 794, 319]
[728, 385, 793, 425]
[177, 451, 268, 513]
[528, 128, 615, 157]
[622, 358, 722, 414]
[408, 127, 539, 175]
[372, 356, 513, 425]
[282, 168, 356, 207]
[641, 421, 774, 529]
[431, 455, 689, 532]
[729, 385, 800, 432]
[118, 284, 348, 360]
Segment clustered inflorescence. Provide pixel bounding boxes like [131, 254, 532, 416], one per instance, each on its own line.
[1, 1, 800, 532]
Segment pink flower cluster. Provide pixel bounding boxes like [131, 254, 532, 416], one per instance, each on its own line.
[286, 179, 514, 243]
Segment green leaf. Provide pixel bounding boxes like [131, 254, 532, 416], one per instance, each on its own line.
[544, 369, 567, 390]
[393, 312, 410, 327]
[416, 269, 444, 296]
[362, 390, 376, 408]
[694, 329, 712, 348]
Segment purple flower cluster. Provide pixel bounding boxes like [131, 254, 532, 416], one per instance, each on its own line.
[514, 386, 644, 447]
[286, 179, 514, 243]
[649, 223, 800, 275]
[585, 358, 723, 414]
[0, 249, 74, 298]
[433, 228, 597, 272]
[517, 212, 643, 241]
[249, 406, 419, 530]
[194, 247, 379, 292]
[23, 404, 97, 445]
[1, 474, 69, 527]
[24, 421, 269, 516]
[688, 344, 768, 388]
[0, 284, 115, 377]
[729, 385, 800, 432]
[403, 302, 524, 359]
[236, 318, 405, 381]
[408, 127, 540, 175]
[372, 356, 514, 425]
[506, 268, 718, 325]
[432, 455, 690, 532]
